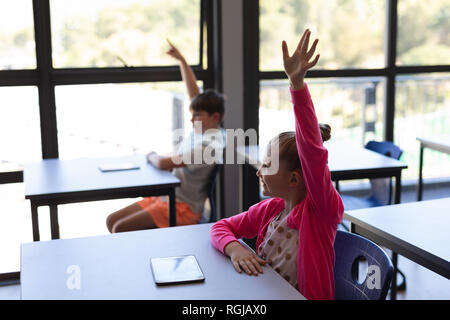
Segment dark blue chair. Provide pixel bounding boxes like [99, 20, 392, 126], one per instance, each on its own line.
[338, 140, 406, 292]
[334, 230, 394, 300]
[200, 163, 223, 223]
[340, 140, 403, 211]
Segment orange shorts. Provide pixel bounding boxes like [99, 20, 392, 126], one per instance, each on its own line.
[137, 196, 201, 228]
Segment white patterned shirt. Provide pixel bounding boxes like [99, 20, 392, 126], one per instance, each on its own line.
[257, 208, 300, 288]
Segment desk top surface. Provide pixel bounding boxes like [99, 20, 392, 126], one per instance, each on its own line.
[24, 155, 180, 198]
[21, 223, 305, 300]
[238, 143, 407, 172]
[344, 198, 450, 265]
[416, 136, 450, 154]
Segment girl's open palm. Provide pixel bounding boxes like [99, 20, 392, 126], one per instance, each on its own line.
[282, 29, 320, 90]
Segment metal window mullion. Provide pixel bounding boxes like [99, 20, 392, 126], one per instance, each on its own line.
[243, 0, 260, 210]
[0, 172, 23, 184]
[260, 69, 388, 80]
[259, 66, 450, 80]
[0, 70, 38, 86]
[396, 65, 450, 74]
[203, 0, 221, 90]
[51, 67, 207, 85]
[211, 0, 223, 92]
[384, 0, 398, 143]
[200, 0, 205, 70]
[33, 0, 58, 159]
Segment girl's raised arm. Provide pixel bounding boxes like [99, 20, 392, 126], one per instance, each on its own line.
[282, 30, 343, 224]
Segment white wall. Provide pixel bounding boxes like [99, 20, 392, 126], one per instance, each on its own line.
[221, 0, 244, 217]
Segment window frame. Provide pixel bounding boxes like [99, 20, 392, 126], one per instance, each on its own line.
[242, 0, 450, 209]
[0, 0, 221, 182]
[0, 0, 222, 281]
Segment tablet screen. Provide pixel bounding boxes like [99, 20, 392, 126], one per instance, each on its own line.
[98, 162, 140, 172]
[150, 255, 205, 285]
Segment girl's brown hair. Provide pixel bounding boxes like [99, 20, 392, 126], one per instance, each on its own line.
[271, 124, 331, 171]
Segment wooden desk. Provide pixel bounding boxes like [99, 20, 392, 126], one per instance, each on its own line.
[344, 198, 450, 299]
[20, 223, 305, 300]
[416, 136, 450, 201]
[24, 155, 180, 241]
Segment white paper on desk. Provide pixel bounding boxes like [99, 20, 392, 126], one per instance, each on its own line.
[98, 162, 140, 172]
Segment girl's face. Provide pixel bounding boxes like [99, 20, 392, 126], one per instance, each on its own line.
[256, 143, 304, 198]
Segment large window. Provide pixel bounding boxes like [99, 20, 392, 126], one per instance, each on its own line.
[55, 82, 197, 160]
[259, 78, 385, 150]
[0, 1, 36, 70]
[0, 0, 217, 276]
[0, 87, 41, 172]
[50, 0, 201, 68]
[254, 0, 450, 186]
[397, 0, 450, 66]
[395, 74, 450, 179]
[260, 0, 386, 71]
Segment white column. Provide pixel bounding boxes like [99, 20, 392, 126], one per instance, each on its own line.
[221, 0, 244, 217]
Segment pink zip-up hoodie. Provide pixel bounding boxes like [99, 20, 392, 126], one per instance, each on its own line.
[210, 84, 344, 300]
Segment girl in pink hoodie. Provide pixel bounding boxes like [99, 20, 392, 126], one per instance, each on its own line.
[210, 30, 344, 300]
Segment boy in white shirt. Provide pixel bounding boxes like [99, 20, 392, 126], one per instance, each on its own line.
[106, 41, 225, 232]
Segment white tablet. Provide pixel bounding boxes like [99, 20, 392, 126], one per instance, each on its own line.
[150, 255, 205, 286]
[98, 162, 140, 172]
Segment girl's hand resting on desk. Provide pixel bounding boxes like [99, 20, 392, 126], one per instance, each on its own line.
[224, 241, 267, 276]
[282, 29, 320, 90]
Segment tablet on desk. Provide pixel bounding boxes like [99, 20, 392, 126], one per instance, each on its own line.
[150, 255, 205, 286]
[98, 162, 140, 172]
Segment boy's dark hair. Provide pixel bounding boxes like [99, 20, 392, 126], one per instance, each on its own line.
[190, 89, 225, 121]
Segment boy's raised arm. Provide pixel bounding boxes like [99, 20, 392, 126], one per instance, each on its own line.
[166, 39, 200, 100]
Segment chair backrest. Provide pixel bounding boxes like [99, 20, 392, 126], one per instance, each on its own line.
[365, 140, 403, 205]
[201, 163, 222, 223]
[365, 140, 403, 160]
[334, 230, 393, 300]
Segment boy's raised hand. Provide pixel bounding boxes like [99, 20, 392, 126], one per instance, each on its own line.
[166, 39, 185, 62]
[282, 29, 320, 90]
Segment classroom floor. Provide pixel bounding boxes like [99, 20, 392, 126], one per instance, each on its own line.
[0, 183, 449, 300]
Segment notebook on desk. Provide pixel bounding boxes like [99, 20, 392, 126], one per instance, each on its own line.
[150, 255, 205, 286]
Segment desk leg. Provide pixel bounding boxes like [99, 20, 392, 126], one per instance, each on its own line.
[50, 205, 60, 239]
[168, 189, 176, 227]
[390, 252, 398, 300]
[335, 180, 340, 193]
[417, 144, 424, 201]
[392, 174, 406, 299]
[31, 202, 40, 242]
[394, 173, 402, 205]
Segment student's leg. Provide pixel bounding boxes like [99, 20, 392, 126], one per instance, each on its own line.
[111, 210, 157, 233]
[106, 202, 143, 233]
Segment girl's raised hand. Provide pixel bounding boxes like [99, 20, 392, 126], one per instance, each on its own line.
[282, 29, 320, 90]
